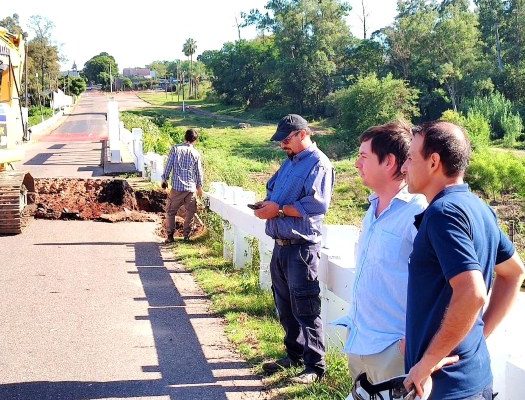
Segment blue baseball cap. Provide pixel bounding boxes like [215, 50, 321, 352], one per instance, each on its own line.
[271, 114, 309, 141]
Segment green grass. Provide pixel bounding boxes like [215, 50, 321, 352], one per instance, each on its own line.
[172, 211, 352, 399]
[123, 106, 369, 224]
[138, 91, 211, 107]
[28, 106, 54, 127]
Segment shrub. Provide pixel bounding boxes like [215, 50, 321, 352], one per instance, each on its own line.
[466, 150, 525, 199]
[462, 92, 523, 144]
[330, 74, 420, 146]
[440, 110, 490, 150]
[500, 112, 523, 147]
[120, 112, 172, 154]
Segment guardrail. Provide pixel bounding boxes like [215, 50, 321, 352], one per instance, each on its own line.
[207, 181, 525, 399]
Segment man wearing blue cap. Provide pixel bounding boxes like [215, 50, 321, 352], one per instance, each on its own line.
[253, 114, 335, 384]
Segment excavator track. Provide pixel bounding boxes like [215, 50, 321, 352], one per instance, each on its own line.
[0, 171, 35, 235]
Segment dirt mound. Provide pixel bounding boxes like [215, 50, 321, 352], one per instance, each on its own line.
[30, 178, 206, 240]
[34, 178, 141, 220]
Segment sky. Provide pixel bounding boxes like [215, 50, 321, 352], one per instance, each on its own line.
[4, 0, 397, 73]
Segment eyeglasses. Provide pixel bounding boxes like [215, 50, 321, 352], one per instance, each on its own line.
[281, 130, 301, 145]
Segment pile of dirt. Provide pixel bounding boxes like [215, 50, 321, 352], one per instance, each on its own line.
[33, 178, 141, 220]
[30, 178, 207, 239]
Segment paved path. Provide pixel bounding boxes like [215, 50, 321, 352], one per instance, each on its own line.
[13, 91, 151, 178]
[0, 220, 265, 400]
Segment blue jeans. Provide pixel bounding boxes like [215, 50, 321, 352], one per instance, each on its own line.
[270, 242, 325, 374]
[462, 385, 493, 400]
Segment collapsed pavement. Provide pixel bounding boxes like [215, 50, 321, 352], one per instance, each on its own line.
[25, 178, 206, 239]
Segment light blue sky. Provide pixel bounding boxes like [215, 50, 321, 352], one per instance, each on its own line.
[4, 0, 397, 72]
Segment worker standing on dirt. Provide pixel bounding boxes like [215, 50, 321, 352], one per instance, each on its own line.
[161, 128, 204, 243]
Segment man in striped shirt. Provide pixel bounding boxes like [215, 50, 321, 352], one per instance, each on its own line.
[161, 128, 204, 243]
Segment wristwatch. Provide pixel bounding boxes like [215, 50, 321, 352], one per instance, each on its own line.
[278, 206, 285, 218]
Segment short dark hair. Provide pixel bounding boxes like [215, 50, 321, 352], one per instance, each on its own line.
[412, 121, 471, 177]
[185, 128, 198, 143]
[359, 120, 412, 180]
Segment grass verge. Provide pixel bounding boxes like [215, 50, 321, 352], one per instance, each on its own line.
[172, 211, 352, 399]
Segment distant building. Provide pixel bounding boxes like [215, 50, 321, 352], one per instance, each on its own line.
[60, 61, 80, 78]
[123, 67, 156, 79]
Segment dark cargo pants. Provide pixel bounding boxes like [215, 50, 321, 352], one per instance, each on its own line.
[270, 242, 325, 374]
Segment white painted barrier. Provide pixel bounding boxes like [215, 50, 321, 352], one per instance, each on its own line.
[107, 100, 120, 163]
[207, 181, 525, 399]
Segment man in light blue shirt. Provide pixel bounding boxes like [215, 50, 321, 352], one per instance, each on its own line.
[341, 121, 427, 389]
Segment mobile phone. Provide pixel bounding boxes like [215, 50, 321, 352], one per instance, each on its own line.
[247, 203, 262, 210]
[404, 388, 417, 400]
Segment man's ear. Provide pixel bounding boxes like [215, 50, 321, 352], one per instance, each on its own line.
[430, 153, 440, 171]
[385, 153, 397, 170]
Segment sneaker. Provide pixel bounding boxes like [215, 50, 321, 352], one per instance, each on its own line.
[289, 369, 323, 384]
[262, 356, 302, 374]
[164, 234, 175, 244]
[183, 236, 191, 242]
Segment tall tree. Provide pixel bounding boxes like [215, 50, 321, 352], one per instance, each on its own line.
[200, 37, 279, 107]
[475, 0, 505, 72]
[83, 52, 118, 88]
[386, 0, 483, 112]
[183, 38, 197, 97]
[244, 0, 353, 115]
[26, 15, 61, 105]
[503, 0, 525, 65]
[0, 14, 24, 35]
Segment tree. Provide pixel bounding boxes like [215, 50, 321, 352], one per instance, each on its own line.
[83, 52, 118, 87]
[183, 38, 197, 97]
[503, 0, 525, 66]
[69, 76, 87, 96]
[0, 14, 23, 35]
[385, 0, 483, 113]
[200, 37, 279, 107]
[244, 0, 353, 115]
[328, 73, 420, 142]
[148, 60, 168, 79]
[475, 0, 505, 72]
[25, 15, 61, 106]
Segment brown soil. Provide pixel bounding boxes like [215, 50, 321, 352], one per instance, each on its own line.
[29, 178, 206, 239]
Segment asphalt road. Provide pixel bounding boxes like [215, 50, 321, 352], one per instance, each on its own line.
[0, 220, 264, 400]
[13, 91, 150, 178]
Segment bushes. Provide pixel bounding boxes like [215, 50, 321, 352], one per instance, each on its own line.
[461, 92, 523, 145]
[466, 150, 525, 199]
[120, 112, 172, 154]
[327, 74, 420, 145]
[440, 110, 491, 150]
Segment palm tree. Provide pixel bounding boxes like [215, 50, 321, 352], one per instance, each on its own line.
[182, 38, 197, 97]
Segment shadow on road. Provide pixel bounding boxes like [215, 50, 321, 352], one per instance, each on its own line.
[0, 240, 262, 399]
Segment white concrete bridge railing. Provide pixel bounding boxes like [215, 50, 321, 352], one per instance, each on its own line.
[207, 181, 525, 400]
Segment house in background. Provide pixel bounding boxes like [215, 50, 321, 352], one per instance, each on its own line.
[122, 67, 156, 79]
[60, 61, 80, 78]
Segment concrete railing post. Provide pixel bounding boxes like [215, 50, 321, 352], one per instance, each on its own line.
[107, 100, 120, 163]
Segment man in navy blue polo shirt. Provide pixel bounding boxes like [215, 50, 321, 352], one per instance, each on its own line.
[401, 121, 525, 399]
[253, 114, 334, 384]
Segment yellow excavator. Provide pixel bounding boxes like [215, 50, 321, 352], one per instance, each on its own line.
[0, 27, 34, 234]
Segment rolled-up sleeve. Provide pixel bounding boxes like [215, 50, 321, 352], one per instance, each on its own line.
[293, 163, 334, 218]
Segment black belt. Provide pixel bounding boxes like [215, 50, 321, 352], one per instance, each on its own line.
[275, 238, 311, 246]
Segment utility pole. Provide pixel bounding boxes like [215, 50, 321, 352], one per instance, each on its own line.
[109, 63, 113, 93]
[23, 32, 28, 108]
